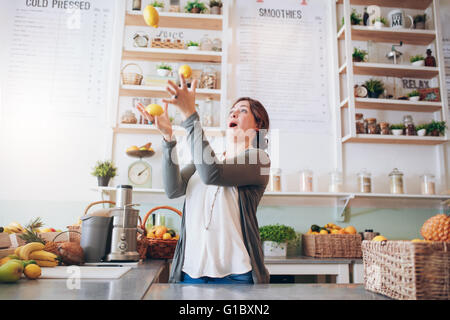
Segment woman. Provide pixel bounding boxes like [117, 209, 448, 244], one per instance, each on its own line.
[137, 73, 270, 284]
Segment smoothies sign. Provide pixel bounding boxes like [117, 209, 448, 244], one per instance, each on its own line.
[231, 0, 330, 133]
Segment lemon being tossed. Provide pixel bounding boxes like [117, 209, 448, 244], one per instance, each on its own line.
[178, 64, 192, 79]
[143, 5, 159, 28]
[145, 104, 164, 116]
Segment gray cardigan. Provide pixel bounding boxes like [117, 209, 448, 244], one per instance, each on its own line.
[162, 112, 271, 284]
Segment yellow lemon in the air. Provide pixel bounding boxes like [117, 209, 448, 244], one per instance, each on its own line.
[178, 64, 192, 79]
[143, 5, 159, 28]
[145, 104, 164, 116]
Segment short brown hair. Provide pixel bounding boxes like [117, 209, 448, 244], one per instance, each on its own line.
[232, 97, 270, 149]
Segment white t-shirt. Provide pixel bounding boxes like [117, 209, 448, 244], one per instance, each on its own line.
[182, 170, 252, 278]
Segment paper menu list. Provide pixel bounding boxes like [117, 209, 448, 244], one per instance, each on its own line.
[231, 0, 330, 133]
[1, 0, 115, 121]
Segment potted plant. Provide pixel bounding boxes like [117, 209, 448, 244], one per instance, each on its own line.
[341, 9, 362, 27]
[390, 124, 405, 136]
[364, 79, 385, 98]
[352, 47, 368, 62]
[416, 124, 427, 136]
[259, 224, 296, 257]
[209, 0, 222, 15]
[91, 160, 117, 187]
[150, 0, 164, 12]
[186, 40, 200, 50]
[156, 63, 172, 77]
[413, 14, 426, 29]
[410, 54, 425, 66]
[427, 120, 447, 136]
[407, 90, 420, 102]
[372, 16, 387, 29]
[185, 0, 207, 14]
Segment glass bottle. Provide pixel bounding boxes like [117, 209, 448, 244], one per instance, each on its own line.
[379, 121, 390, 135]
[367, 118, 377, 134]
[358, 169, 372, 193]
[132, 0, 142, 11]
[403, 115, 416, 136]
[329, 170, 343, 193]
[212, 38, 222, 52]
[200, 66, 217, 89]
[299, 170, 313, 192]
[420, 174, 436, 195]
[202, 98, 214, 127]
[200, 34, 213, 51]
[389, 168, 404, 194]
[355, 113, 365, 134]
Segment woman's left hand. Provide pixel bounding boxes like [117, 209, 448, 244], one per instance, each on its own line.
[163, 73, 198, 121]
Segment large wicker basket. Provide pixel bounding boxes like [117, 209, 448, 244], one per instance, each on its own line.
[302, 234, 362, 258]
[121, 63, 143, 85]
[362, 240, 450, 300]
[140, 206, 182, 259]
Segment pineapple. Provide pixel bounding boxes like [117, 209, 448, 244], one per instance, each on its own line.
[18, 217, 46, 244]
[420, 214, 450, 241]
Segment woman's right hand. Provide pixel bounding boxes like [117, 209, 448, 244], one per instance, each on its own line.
[136, 103, 173, 141]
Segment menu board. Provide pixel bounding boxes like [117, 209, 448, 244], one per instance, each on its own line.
[230, 0, 330, 133]
[0, 0, 115, 120]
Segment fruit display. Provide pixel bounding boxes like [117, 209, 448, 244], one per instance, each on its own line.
[126, 142, 155, 158]
[420, 213, 450, 242]
[1, 222, 25, 234]
[306, 223, 357, 235]
[126, 142, 154, 153]
[146, 225, 179, 241]
[12, 242, 59, 267]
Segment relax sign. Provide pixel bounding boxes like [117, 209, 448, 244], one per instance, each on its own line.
[402, 79, 430, 89]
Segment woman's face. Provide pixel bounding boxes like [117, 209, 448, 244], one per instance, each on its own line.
[226, 100, 258, 143]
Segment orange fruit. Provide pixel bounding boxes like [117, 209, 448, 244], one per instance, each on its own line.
[344, 226, 357, 234]
[154, 226, 168, 239]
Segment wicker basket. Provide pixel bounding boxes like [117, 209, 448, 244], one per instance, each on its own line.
[121, 63, 143, 85]
[66, 200, 116, 243]
[362, 240, 450, 300]
[302, 234, 362, 258]
[140, 206, 182, 259]
[151, 38, 184, 49]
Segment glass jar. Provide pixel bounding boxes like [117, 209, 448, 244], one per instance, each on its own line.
[355, 113, 365, 134]
[379, 121, 390, 135]
[212, 38, 222, 52]
[202, 98, 214, 127]
[403, 115, 416, 136]
[268, 168, 282, 192]
[299, 170, 313, 192]
[200, 34, 213, 51]
[389, 168, 404, 194]
[357, 169, 372, 193]
[329, 170, 343, 193]
[200, 67, 217, 89]
[367, 118, 377, 134]
[420, 174, 436, 195]
[132, 0, 141, 11]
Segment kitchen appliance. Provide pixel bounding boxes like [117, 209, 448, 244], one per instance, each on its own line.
[107, 185, 142, 261]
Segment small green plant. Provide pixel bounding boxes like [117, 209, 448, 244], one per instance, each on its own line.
[364, 79, 385, 97]
[185, 0, 207, 13]
[259, 224, 296, 244]
[426, 120, 447, 136]
[209, 0, 222, 7]
[414, 14, 427, 24]
[390, 124, 405, 130]
[150, 0, 164, 8]
[410, 54, 425, 63]
[341, 9, 362, 26]
[352, 47, 367, 62]
[91, 160, 117, 178]
[415, 124, 427, 131]
[372, 16, 387, 25]
[407, 90, 420, 97]
[157, 63, 172, 71]
[186, 40, 199, 47]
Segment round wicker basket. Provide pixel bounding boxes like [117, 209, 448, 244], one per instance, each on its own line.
[121, 63, 143, 85]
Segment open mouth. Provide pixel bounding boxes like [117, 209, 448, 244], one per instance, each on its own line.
[228, 121, 238, 128]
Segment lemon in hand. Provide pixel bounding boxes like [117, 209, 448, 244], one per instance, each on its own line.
[178, 64, 192, 79]
[145, 104, 164, 116]
[143, 5, 159, 28]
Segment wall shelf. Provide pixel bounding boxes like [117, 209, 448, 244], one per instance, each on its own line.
[114, 123, 226, 137]
[336, 0, 433, 10]
[342, 62, 439, 79]
[338, 26, 436, 46]
[120, 84, 221, 101]
[122, 47, 222, 63]
[342, 134, 447, 145]
[340, 98, 443, 113]
[125, 11, 223, 30]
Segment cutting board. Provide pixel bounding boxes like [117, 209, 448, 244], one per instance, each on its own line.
[40, 266, 132, 279]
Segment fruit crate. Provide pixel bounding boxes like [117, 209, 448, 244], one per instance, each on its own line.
[362, 240, 450, 300]
[302, 234, 362, 258]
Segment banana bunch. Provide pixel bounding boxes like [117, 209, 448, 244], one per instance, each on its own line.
[15, 242, 58, 267]
[3, 222, 24, 234]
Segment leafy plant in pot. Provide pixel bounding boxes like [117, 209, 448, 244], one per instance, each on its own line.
[186, 40, 200, 50]
[390, 124, 405, 136]
[427, 120, 447, 137]
[209, 0, 222, 15]
[341, 9, 362, 27]
[352, 47, 367, 62]
[413, 14, 426, 29]
[416, 124, 427, 136]
[150, 0, 164, 12]
[371, 16, 387, 29]
[410, 54, 425, 66]
[407, 90, 420, 102]
[91, 160, 117, 187]
[156, 63, 172, 77]
[259, 224, 296, 257]
[185, 0, 207, 14]
[364, 79, 384, 98]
